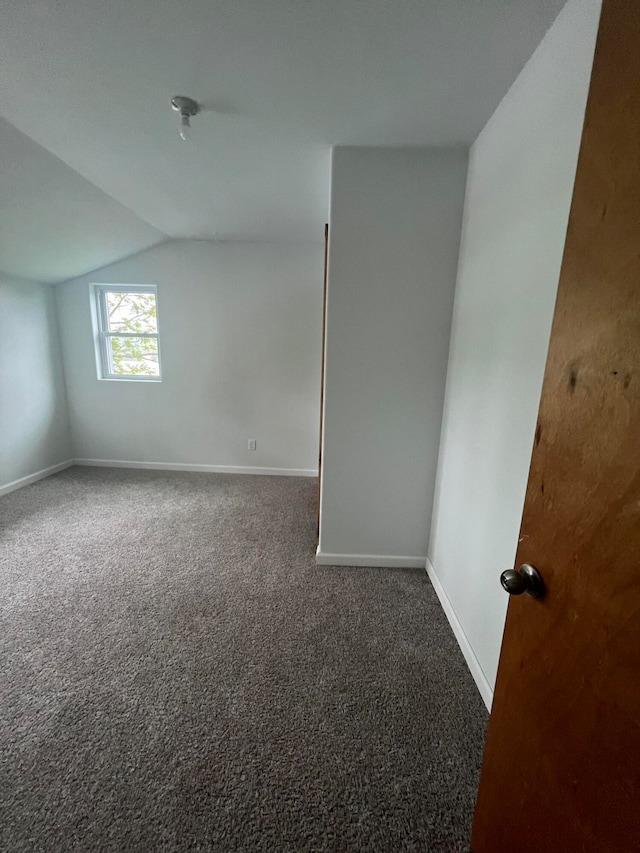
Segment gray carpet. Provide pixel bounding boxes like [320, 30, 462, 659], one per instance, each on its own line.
[0, 467, 487, 852]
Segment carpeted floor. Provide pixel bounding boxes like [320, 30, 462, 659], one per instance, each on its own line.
[0, 467, 487, 852]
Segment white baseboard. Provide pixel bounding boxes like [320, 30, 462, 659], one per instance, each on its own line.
[0, 459, 75, 497]
[425, 557, 493, 711]
[73, 459, 317, 478]
[316, 548, 426, 568]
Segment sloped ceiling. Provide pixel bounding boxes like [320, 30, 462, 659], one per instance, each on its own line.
[0, 0, 568, 284]
[0, 119, 165, 283]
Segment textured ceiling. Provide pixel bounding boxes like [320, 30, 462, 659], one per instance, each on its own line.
[0, 0, 568, 283]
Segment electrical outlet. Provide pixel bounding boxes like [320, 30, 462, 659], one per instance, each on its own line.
[248, 439, 257, 451]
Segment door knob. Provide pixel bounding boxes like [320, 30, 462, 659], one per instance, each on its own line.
[500, 563, 545, 598]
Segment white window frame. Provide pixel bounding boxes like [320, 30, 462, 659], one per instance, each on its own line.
[92, 284, 162, 381]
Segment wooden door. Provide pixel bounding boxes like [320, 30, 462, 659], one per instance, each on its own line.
[317, 223, 328, 537]
[471, 1, 640, 850]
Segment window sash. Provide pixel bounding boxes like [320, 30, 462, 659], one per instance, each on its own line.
[94, 285, 161, 381]
[101, 331, 159, 339]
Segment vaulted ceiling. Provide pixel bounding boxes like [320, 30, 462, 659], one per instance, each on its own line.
[0, 0, 567, 283]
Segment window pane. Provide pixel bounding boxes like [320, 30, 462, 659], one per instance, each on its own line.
[108, 336, 159, 376]
[105, 291, 157, 334]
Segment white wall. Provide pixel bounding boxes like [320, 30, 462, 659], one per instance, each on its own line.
[318, 147, 468, 565]
[427, 0, 602, 707]
[56, 240, 324, 474]
[0, 277, 72, 493]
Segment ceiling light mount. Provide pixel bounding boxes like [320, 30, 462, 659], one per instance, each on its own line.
[171, 96, 200, 141]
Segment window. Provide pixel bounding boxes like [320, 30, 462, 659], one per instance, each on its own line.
[93, 285, 162, 380]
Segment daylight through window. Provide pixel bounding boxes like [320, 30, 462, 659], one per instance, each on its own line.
[93, 285, 161, 380]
